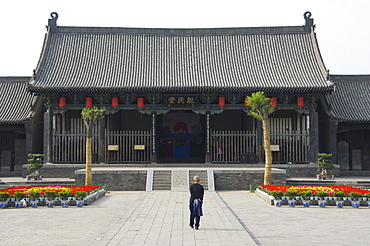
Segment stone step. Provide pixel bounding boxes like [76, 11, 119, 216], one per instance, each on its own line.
[152, 169, 211, 191]
[189, 170, 208, 190]
[152, 170, 171, 190]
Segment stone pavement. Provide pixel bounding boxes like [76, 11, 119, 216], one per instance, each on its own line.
[1, 190, 370, 245]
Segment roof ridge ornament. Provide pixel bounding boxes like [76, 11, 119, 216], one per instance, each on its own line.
[47, 12, 59, 32]
[304, 11, 312, 20]
[303, 11, 315, 31]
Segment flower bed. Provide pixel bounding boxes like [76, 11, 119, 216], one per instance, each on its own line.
[256, 185, 370, 207]
[0, 185, 104, 208]
[260, 185, 370, 196]
[0, 185, 100, 196]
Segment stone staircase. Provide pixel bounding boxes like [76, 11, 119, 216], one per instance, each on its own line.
[189, 170, 209, 190]
[151, 169, 210, 191]
[152, 170, 172, 190]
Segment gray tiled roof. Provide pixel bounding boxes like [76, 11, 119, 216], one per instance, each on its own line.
[325, 75, 370, 123]
[0, 77, 34, 124]
[29, 25, 332, 93]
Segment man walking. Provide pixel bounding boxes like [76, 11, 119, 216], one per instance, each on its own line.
[189, 175, 204, 230]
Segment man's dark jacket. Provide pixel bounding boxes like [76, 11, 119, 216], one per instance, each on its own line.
[189, 183, 204, 203]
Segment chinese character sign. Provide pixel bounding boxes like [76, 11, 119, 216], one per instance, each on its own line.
[165, 95, 198, 107]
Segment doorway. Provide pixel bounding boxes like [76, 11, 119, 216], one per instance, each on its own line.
[157, 111, 205, 163]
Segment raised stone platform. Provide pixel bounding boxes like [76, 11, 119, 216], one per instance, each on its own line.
[21, 162, 341, 179]
[0, 177, 75, 187]
[74, 167, 286, 191]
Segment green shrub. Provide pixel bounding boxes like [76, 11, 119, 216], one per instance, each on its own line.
[270, 190, 284, 199]
[44, 191, 57, 200]
[299, 191, 313, 200]
[0, 192, 10, 202]
[315, 191, 328, 199]
[13, 192, 26, 200]
[28, 191, 43, 200]
[349, 192, 362, 201]
[58, 191, 72, 200]
[27, 153, 44, 172]
[74, 191, 87, 200]
[284, 190, 298, 200]
[333, 191, 345, 199]
[364, 193, 370, 199]
[317, 153, 335, 175]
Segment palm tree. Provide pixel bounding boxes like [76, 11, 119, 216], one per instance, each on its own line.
[81, 106, 106, 185]
[247, 92, 275, 185]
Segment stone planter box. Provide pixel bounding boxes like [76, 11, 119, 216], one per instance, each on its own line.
[255, 188, 369, 207]
[3, 189, 105, 208]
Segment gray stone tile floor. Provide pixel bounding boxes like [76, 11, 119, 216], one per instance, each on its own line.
[1, 190, 370, 245]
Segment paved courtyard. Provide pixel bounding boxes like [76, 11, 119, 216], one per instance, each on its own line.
[1, 190, 370, 245]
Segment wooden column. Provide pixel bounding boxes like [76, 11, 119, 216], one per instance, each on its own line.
[99, 117, 106, 164]
[309, 109, 319, 163]
[329, 120, 338, 165]
[43, 106, 54, 164]
[24, 120, 32, 155]
[206, 112, 211, 163]
[151, 113, 157, 163]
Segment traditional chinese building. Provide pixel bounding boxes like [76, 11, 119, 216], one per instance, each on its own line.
[319, 75, 370, 172]
[0, 77, 44, 173]
[28, 12, 333, 172]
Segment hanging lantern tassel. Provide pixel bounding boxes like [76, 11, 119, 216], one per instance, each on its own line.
[112, 97, 119, 108]
[59, 97, 66, 108]
[218, 96, 225, 107]
[137, 97, 144, 108]
[85, 97, 92, 108]
[297, 97, 304, 108]
[271, 97, 277, 107]
[244, 97, 250, 107]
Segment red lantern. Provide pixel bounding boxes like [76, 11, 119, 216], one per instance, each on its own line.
[244, 97, 250, 107]
[85, 97, 92, 108]
[218, 96, 225, 107]
[271, 97, 277, 107]
[59, 97, 66, 108]
[297, 97, 304, 108]
[137, 97, 144, 108]
[112, 97, 119, 107]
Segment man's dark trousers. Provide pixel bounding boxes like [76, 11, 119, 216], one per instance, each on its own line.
[189, 202, 200, 228]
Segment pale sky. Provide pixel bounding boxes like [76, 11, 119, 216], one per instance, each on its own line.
[1, 0, 369, 76]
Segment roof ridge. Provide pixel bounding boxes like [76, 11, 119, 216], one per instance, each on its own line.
[0, 77, 31, 84]
[46, 11, 315, 35]
[330, 75, 370, 81]
[51, 25, 310, 35]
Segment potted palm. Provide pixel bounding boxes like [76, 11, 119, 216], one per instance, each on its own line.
[44, 191, 57, 208]
[284, 190, 298, 207]
[349, 192, 362, 208]
[58, 191, 72, 208]
[74, 191, 87, 207]
[270, 190, 284, 207]
[315, 191, 328, 207]
[13, 192, 26, 208]
[300, 191, 312, 207]
[333, 191, 345, 208]
[28, 191, 43, 208]
[0, 192, 10, 208]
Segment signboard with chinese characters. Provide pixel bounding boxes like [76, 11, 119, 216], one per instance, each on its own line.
[107, 145, 119, 151]
[270, 145, 280, 152]
[134, 145, 145, 150]
[164, 95, 199, 107]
